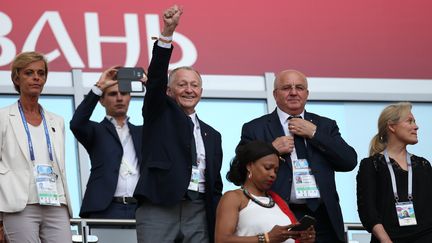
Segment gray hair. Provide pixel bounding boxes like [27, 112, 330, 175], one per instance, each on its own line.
[168, 66, 202, 86]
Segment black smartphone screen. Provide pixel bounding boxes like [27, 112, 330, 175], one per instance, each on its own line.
[289, 215, 316, 231]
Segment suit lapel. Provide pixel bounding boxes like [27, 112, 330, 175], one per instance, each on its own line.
[129, 123, 142, 161]
[267, 109, 292, 169]
[303, 111, 316, 164]
[266, 110, 285, 140]
[303, 111, 315, 125]
[101, 118, 121, 144]
[44, 110, 63, 169]
[9, 103, 32, 162]
[196, 116, 212, 164]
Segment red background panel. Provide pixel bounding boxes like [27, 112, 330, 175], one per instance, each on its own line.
[1, 0, 432, 78]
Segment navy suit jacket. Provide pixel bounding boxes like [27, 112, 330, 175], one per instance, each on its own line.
[133, 43, 223, 241]
[240, 109, 357, 241]
[70, 91, 142, 217]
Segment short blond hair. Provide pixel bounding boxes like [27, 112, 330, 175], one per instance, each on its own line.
[11, 51, 48, 93]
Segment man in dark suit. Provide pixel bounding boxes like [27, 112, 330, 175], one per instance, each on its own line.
[133, 5, 223, 243]
[70, 66, 143, 219]
[240, 70, 357, 243]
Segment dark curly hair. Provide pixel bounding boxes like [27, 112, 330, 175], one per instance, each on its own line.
[227, 140, 280, 186]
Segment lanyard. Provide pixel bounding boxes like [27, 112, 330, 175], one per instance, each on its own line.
[384, 149, 412, 202]
[17, 100, 54, 162]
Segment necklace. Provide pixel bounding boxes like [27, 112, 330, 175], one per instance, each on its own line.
[242, 187, 275, 208]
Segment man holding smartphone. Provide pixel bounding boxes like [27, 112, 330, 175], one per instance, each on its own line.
[70, 65, 145, 219]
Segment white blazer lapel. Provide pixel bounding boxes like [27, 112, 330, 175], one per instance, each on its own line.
[9, 103, 32, 162]
[43, 110, 72, 216]
[44, 111, 64, 169]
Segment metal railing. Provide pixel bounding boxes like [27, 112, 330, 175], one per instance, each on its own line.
[70, 218, 136, 243]
[70, 219, 368, 243]
[345, 223, 370, 243]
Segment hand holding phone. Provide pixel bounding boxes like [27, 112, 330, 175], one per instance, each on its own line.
[116, 67, 146, 93]
[289, 215, 316, 231]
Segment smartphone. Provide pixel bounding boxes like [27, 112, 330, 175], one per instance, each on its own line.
[116, 67, 146, 93]
[289, 215, 316, 231]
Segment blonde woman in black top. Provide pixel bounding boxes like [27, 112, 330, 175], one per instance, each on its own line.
[357, 102, 432, 243]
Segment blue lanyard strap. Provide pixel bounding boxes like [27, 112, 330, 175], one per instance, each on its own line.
[384, 149, 413, 202]
[17, 100, 54, 162]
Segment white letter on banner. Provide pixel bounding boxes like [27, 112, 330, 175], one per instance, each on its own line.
[22, 11, 84, 68]
[145, 14, 197, 69]
[85, 13, 140, 68]
[0, 12, 16, 66]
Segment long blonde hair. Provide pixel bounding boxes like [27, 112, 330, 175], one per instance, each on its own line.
[369, 102, 412, 156]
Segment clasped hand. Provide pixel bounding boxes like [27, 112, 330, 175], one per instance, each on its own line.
[288, 118, 316, 139]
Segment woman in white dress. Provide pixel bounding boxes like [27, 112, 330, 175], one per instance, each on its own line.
[215, 140, 315, 243]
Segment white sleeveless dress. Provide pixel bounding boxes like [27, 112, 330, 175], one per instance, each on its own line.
[235, 195, 295, 243]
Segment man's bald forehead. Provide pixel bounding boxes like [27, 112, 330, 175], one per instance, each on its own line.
[274, 69, 308, 89]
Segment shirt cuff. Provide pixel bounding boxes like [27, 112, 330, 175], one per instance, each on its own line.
[157, 34, 173, 49]
[91, 85, 103, 96]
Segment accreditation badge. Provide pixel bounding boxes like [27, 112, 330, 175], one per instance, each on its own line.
[187, 166, 200, 192]
[396, 201, 417, 226]
[293, 159, 320, 199]
[34, 165, 60, 206]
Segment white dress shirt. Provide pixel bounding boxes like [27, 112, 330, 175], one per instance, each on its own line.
[276, 107, 307, 203]
[106, 116, 140, 197]
[189, 113, 206, 193]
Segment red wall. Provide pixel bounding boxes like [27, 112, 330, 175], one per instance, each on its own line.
[1, 0, 432, 78]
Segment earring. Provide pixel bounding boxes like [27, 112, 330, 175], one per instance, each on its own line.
[248, 170, 252, 179]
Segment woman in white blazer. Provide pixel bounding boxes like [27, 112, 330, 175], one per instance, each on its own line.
[0, 52, 72, 242]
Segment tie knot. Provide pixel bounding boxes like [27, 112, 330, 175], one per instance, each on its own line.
[288, 115, 302, 120]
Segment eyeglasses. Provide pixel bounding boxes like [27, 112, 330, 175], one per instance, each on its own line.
[275, 84, 307, 92]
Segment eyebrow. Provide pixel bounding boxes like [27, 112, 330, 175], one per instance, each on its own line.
[23, 68, 45, 72]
